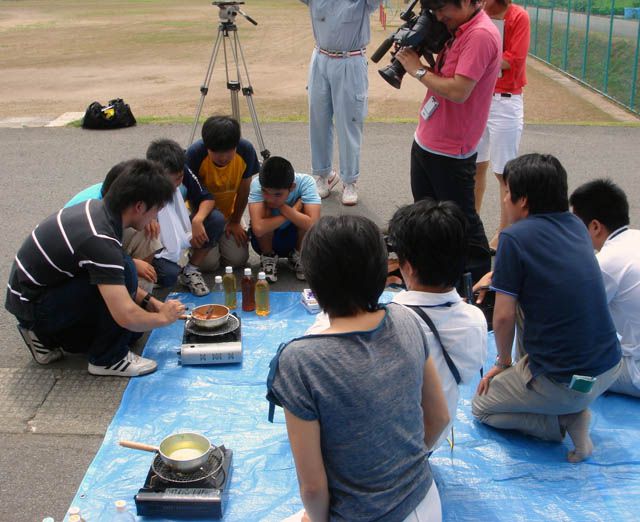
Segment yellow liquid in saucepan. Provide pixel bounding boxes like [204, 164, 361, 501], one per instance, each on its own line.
[169, 448, 204, 460]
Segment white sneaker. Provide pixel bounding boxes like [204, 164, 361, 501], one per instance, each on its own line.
[341, 183, 358, 206]
[260, 253, 278, 283]
[315, 171, 339, 199]
[17, 325, 63, 365]
[178, 268, 210, 296]
[288, 250, 306, 281]
[88, 351, 157, 377]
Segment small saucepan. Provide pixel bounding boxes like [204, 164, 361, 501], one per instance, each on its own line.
[180, 304, 230, 329]
[119, 432, 212, 473]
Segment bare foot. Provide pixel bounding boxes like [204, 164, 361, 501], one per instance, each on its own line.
[560, 409, 593, 463]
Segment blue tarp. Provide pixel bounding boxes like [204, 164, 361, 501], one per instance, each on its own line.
[68, 292, 640, 521]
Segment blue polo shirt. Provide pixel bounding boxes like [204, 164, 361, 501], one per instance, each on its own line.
[492, 212, 621, 381]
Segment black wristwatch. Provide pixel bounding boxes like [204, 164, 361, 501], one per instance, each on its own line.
[140, 292, 152, 310]
[494, 356, 512, 370]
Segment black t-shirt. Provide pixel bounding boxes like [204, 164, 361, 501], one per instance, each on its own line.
[6, 199, 126, 321]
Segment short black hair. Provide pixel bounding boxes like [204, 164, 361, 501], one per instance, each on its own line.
[388, 199, 468, 287]
[259, 156, 295, 189]
[101, 161, 127, 197]
[103, 159, 174, 215]
[503, 153, 569, 214]
[201, 115, 241, 152]
[146, 139, 185, 175]
[423, 0, 481, 10]
[570, 178, 630, 232]
[301, 215, 387, 318]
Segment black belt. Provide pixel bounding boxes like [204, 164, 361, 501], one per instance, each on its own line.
[499, 93, 512, 98]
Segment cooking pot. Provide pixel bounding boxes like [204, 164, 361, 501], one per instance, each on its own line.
[119, 432, 212, 473]
[180, 304, 230, 329]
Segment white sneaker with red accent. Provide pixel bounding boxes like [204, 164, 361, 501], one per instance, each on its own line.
[315, 171, 339, 199]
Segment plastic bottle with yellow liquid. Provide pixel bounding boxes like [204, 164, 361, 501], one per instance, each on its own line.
[255, 271, 270, 316]
[222, 266, 237, 309]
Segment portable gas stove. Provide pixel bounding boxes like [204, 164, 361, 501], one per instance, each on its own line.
[180, 313, 242, 365]
[135, 445, 233, 518]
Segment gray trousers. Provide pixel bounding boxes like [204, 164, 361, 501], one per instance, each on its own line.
[472, 356, 621, 441]
[608, 355, 640, 398]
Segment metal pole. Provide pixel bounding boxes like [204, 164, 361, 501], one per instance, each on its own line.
[533, 0, 540, 56]
[547, 0, 556, 63]
[630, 15, 640, 109]
[581, 0, 592, 81]
[563, 0, 572, 71]
[603, 0, 615, 94]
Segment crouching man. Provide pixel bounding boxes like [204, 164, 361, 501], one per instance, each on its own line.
[472, 153, 621, 462]
[570, 179, 640, 398]
[248, 156, 321, 282]
[5, 159, 185, 377]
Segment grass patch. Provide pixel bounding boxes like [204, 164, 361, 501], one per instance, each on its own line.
[530, 20, 640, 110]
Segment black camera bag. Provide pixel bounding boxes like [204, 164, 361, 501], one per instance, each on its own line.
[82, 98, 137, 130]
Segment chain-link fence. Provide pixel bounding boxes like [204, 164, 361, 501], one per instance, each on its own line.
[517, 0, 640, 114]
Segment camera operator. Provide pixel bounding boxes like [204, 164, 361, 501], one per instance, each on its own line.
[396, 0, 501, 282]
[300, 0, 382, 206]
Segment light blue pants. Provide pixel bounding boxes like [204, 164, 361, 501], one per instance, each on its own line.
[308, 49, 368, 185]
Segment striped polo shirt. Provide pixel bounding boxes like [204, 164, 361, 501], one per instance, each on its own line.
[5, 199, 126, 322]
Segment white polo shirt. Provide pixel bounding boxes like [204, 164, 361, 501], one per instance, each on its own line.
[597, 227, 640, 387]
[392, 289, 488, 451]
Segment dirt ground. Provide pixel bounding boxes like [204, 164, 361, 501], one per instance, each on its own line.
[0, 0, 628, 123]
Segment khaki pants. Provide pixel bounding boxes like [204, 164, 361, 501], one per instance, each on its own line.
[608, 355, 640, 398]
[472, 357, 621, 441]
[122, 228, 162, 261]
[198, 232, 249, 272]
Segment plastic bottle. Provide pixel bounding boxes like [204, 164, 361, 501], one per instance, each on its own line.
[222, 266, 237, 309]
[68, 506, 86, 522]
[255, 271, 270, 316]
[113, 500, 136, 521]
[241, 268, 256, 312]
[212, 275, 224, 305]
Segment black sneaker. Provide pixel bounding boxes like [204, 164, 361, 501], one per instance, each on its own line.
[17, 325, 63, 365]
[260, 253, 278, 283]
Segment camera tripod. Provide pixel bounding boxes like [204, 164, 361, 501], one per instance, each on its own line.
[188, 1, 270, 160]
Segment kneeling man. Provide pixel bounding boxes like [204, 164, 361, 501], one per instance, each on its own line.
[472, 154, 621, 462]
[5, 159, 185, 377]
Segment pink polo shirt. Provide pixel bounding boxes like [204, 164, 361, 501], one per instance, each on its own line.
[415, 10, 501, 157]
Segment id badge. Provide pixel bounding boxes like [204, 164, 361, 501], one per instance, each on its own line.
[421, 96, 439, 121]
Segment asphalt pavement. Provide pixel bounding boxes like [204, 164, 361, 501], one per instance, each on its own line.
[1, 121, 640, 521]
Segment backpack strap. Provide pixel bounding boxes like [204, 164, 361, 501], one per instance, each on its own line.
[406, 305, 462, 385]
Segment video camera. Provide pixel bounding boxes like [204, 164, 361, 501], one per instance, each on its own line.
[213, 1, 257, 26]
[371, 0, 450, 89]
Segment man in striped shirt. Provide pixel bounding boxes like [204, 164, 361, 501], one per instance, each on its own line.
[5, 159, 186, 377]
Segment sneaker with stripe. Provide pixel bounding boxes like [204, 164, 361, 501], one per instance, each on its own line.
[88, 350, 157, 377]
[17, 325, 63, 365]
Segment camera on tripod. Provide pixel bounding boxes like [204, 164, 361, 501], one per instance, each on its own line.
[371, 0, 449, 89]
[213, 1, 257, 26]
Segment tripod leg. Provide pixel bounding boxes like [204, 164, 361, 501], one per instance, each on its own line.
[230, 31, 270, 159]
[189, 28, 224, 146]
